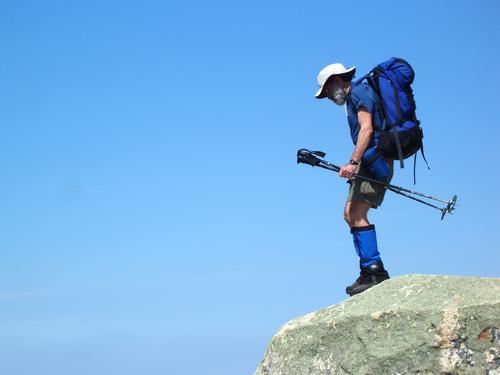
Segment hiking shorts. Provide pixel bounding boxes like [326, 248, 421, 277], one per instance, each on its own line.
[346, 159, 394, 209]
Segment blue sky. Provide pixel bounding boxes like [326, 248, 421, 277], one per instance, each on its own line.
[1, 1, 499, 374]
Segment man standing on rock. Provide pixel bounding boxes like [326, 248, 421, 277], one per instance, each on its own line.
[314, 63, 391, 296]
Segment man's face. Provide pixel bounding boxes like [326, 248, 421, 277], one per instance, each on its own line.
[323, 76, 349, 105]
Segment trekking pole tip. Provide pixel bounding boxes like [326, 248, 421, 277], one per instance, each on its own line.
[441, 195, 458, 220]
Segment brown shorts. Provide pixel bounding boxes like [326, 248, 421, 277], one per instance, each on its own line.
[346, 159, 394, 209]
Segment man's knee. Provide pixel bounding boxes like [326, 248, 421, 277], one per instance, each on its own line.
[344, 209, 351, 227]
[345, 200, 371, 227]
[344, 202, 355, 226]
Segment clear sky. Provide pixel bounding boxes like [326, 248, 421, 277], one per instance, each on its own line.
[1, 1, 499, 374]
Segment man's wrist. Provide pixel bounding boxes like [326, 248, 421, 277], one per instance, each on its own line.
[349, 158, 359, 166]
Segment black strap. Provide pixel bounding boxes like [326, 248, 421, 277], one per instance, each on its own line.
[413, 128, 430, 185]
[420, 138, 430, 170]
[368, 75, 389, 131]
[413, 152, 417, 185]
[392, 84, 404, 168]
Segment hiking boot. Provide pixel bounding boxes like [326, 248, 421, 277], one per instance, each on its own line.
[345, 261, 390, 296]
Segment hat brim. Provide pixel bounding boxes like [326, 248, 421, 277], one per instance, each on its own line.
[314, 67, 356, 99]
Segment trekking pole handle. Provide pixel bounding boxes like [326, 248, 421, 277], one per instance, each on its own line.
[297, 149, 328, 167]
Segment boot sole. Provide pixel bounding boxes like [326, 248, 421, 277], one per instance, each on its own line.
[346, 278, 389, 296]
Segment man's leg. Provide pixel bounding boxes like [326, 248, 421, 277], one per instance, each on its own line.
[344, 200, 370, 227]
[344, 200, 389, 296]
[344, 200, 381, 268]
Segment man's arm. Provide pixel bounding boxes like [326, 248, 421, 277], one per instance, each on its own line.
[339, 108, 374, 178]
[351, 109, 373, 162]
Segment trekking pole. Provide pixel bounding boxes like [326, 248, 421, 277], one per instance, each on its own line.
[297, 149, 458, 220]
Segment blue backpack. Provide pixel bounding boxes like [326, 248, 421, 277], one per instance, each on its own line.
[356, 58, 428, 175]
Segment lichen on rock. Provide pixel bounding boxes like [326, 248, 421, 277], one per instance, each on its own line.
[254, 274, 500, 375]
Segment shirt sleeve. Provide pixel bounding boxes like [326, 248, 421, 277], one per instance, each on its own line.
[350, 84, 377, 113]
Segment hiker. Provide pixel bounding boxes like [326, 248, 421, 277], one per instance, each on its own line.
[314, 63, 391, 296]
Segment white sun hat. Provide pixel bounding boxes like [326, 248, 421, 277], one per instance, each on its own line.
[315, 63, 356, 99]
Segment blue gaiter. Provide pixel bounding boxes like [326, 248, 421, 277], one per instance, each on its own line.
[351, 225, 381, 268]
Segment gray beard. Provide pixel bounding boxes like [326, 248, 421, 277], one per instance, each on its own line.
[331, 88, 347, 105]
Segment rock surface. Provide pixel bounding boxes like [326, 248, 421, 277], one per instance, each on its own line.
[254, 274, 500, 375]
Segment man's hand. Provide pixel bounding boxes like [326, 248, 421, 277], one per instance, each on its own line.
[339, 163, 357, 179]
